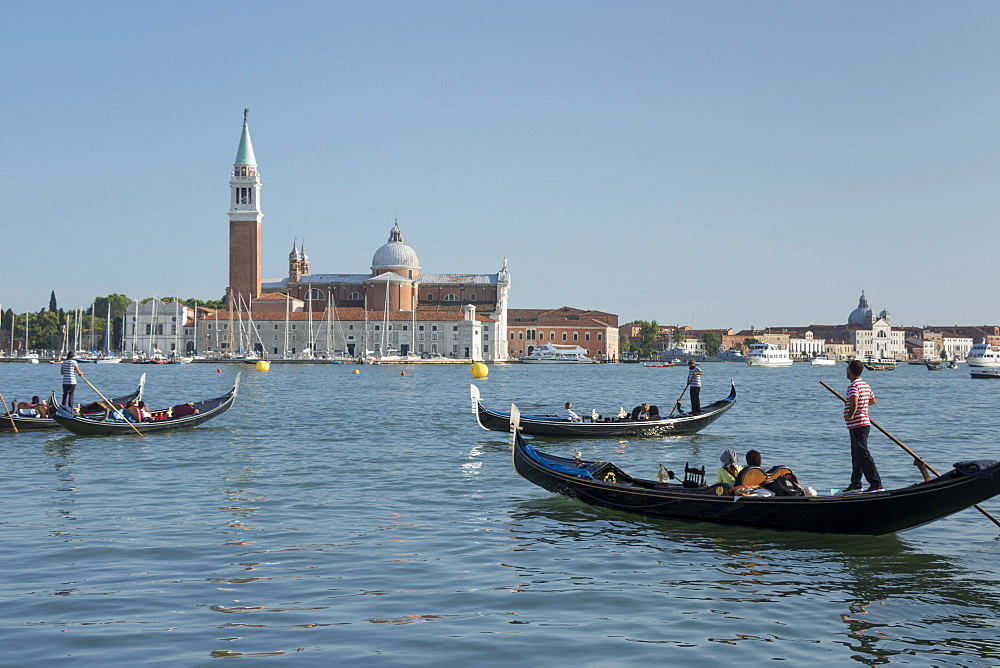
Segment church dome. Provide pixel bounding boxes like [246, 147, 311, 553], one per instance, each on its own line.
[372, 223, 420, 273]
[848, 292, 872, 326]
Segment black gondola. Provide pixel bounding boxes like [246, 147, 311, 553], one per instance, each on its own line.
[511, 427, 1000, 535]
[51, 374, 239, 436]
[471, 381, 736, 438]
[1, 373, 147, 432]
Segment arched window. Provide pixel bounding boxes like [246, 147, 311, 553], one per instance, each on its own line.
[444, 294, 460, 301]
[347, 292, 362, 301]
[308, 288, 325, 301]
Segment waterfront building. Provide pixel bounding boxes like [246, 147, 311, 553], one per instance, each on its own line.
[508, 307, 619, 361]
[788, 331, 826, 358]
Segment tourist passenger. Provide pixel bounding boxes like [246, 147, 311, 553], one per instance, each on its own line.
[842, 359, 882, 493]
[60, 350, 84, 409]
[560, 402, 581, 422]
[745, 449, 762, 468]
[716, 448, 743, 486]
[631, 402, 652, 419]
[687, 359, 704, 414]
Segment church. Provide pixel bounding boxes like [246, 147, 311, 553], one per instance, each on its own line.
[125, 112, 511, 361]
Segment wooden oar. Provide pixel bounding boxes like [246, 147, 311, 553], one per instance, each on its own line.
[79, 376, 144, 437]
[820, 380, 1000, 529]
[668, 377, 692, 418]
[0, 393, 18, 433]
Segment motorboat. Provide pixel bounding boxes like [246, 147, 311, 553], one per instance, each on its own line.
[519, 343, 594, 364]
[967, 340, 1000, 368]
[715, 349, 745, 362]
[970, 368, 1000, 379]
[862, 355, 898, 371]
[745, 343, 793, 367]
[807, 357, 836, 366]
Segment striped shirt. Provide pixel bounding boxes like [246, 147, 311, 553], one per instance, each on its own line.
[845, 377, 874, 429]
[61, 358, 80, 385]
[688, 365, 703, 387]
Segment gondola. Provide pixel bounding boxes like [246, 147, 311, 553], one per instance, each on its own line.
[51, 374, 239, 436]
[0, 373, 147, 432]
[471, 381, 736, 438]
[511, 427, 1000, 535]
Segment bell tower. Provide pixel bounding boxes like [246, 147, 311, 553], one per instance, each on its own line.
[228, 109, 263, 310]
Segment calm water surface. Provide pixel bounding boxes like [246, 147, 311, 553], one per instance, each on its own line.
[1, 361, 998, 665]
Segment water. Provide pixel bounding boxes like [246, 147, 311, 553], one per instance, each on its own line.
[2, 361, 999, 665]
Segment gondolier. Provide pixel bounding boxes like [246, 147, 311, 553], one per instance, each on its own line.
[843, 359, 882, 493]
[687, 359, 704, 415]
[60, 350, 84, 409]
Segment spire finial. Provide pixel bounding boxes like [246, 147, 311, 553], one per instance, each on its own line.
[244, 108, 249, 123]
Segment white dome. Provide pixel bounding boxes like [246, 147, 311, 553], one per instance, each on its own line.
[371, 223, 420, 272]
[848, 292, 872, 326]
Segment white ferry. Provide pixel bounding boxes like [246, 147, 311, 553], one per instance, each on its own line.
[745, 343, 793, 367]
[520, 343, 594, 364]
[966, 340, 1000, 368]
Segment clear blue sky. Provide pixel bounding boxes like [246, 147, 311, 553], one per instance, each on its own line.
[3, 1, 998, 329]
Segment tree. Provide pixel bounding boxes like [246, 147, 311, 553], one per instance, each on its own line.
[639, 320, 659, 355]
[702, 331, 722, 356]
[744, 337, 760, 347]
[49, 291, 57, 313]
[672, 331, 687, 348]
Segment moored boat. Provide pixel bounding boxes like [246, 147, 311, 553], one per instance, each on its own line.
[519, 343, 594, 364]
[472, 381, 736, 437]
[1, 374, 147, 432]
[807, 357, 836, 366]
[52, 374, 239, 436]
[745, 343, 793, 367]
[511, 430, 1000, 535]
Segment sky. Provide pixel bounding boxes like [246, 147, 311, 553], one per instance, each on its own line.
[2, 1, 998, 330]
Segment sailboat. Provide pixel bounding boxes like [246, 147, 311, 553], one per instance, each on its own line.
[95, 303, 121, 362]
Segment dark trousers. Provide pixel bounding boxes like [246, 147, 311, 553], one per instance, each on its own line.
[690, 386, 701, 414]
[849, 425, 880, 486]
[62, 383, 76, 409]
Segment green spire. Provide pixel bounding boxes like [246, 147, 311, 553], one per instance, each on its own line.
[234, 108, 257, 166]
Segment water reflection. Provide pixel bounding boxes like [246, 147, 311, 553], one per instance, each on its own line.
[504, 497, 1000, 664]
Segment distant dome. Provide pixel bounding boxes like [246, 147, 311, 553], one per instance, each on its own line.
[848, 292, 872, 326]
[879, 309, 889, 320]
[372, 223, 420, 273]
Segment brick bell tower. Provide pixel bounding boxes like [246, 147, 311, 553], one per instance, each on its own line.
[228, 109, 263, 311]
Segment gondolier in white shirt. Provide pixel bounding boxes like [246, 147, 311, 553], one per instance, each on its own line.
[60, 350, 85, 410]
[687, 359, 704, 414]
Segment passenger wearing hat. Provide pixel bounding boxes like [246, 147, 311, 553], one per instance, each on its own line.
[716, 448, 743, 486]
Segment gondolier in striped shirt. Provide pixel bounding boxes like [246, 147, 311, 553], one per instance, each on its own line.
[843, 359, 882, 493]
[687, 359, 704, 414]
[60, 350, 85, 410]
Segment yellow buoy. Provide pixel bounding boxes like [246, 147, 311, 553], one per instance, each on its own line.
[470, 362, 488, 379]
[353, 369, 360, 374]
[255, 360, 270, 372]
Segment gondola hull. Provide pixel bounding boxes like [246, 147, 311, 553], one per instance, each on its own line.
[512, 433, 1000, 535]
[472, 381, 736, 437]
[0, 374, 147, 432]
[51, 374, 238, 436]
